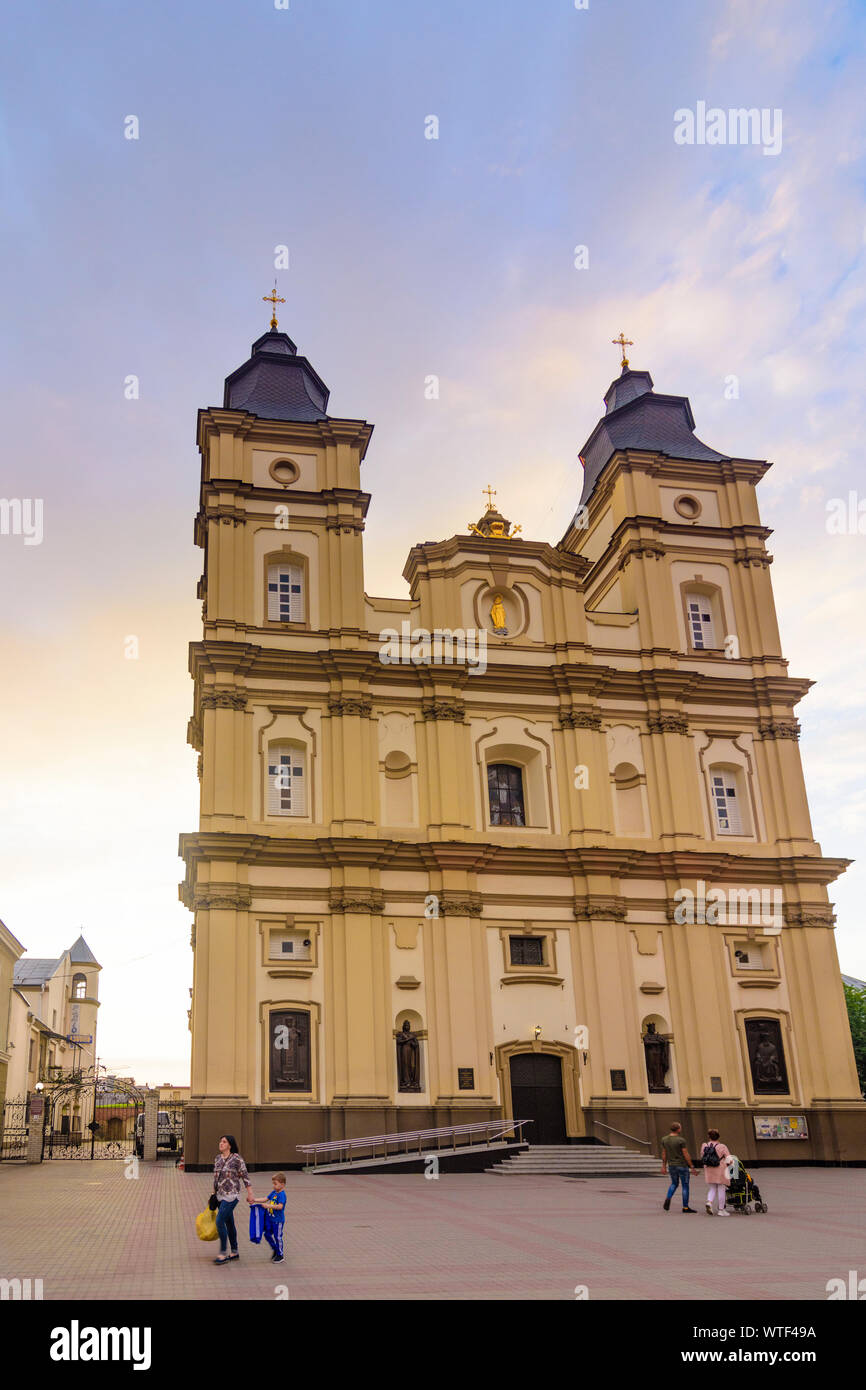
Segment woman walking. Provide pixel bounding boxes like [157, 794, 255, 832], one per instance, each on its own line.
[212, 1134, 253, 1264]
[701, 1128, 732, 1216]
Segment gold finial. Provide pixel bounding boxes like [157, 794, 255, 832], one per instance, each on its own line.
[263, 281, 286, 331]
[468, 487, 522, 539]
[612, 331, 634, 370]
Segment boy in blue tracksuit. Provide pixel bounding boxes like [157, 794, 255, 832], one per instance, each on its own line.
[251, 1172, 287, 1263]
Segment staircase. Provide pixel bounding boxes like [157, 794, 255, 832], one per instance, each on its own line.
[487, 1143, 659, 1178]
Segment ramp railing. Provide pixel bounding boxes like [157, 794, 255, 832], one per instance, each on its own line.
[298, 1118, 531, 1170]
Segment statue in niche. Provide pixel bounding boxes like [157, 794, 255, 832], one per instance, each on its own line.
[642, 1022, 671, 1093]
[396, 1019, 421, 1092]
[754, 1032, 783, 1088]
[745, 1018, 789, 1094]
[490, 593, 508, 635]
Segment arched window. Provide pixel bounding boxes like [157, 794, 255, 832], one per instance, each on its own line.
[267, 744, 307, 816]
[488, 763, 525, 826]
[709, 765, 749, 835]
[267, 562, 304, 623]
[72, 973, 87, 1000]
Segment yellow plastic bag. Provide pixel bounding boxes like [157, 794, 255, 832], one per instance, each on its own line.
[196, 1207, 219, 1241]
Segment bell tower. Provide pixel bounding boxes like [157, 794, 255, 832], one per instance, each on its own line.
[180, 295, 373, 1139]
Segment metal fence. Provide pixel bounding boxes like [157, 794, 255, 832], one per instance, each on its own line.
[0, 1095, 29, 1160]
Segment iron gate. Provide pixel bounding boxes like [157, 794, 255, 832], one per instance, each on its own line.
[42, 1079, 145, 1160]
[0, 1095, 29, 1160]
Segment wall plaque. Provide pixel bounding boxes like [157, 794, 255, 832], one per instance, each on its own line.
[610, 1069, 627, 1092]
[458, 1068, 475, 1090]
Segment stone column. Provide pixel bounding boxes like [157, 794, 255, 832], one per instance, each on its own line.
[142, 1090, 159, 1162]
[26, 1092, 44, 1164]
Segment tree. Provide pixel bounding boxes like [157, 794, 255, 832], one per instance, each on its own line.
[843, 984, 866, 1096]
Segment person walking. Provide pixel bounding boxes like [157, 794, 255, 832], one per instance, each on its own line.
[212, 1134, 254, 1264]
[660, 1121, 698, 1213]
[700, 1128, 733, 1216]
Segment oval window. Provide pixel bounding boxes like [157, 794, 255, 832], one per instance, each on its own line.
[269, 458, 300, 485]
[674, 494, 702, 520]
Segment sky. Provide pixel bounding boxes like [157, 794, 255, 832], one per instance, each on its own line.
[1, 0, 864, 1085]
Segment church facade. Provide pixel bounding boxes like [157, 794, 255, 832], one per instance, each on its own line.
[179, 322, 864, 1167]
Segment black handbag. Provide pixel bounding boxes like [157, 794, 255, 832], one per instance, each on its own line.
[208, 1165, 220, 1211]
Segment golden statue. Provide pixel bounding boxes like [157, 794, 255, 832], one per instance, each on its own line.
[490, 593, 508, 633]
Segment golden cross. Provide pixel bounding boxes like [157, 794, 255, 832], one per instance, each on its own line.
[483, 484, 497, 511]
[263, 282, 286, 331]
[612, 331, 634, 370]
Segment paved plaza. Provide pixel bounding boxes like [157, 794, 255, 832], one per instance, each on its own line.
[0, 1160, 863, 1301]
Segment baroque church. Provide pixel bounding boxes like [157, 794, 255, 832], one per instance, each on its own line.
[179, 310, 864, 1167]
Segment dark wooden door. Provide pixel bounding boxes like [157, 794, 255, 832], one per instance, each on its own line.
[509, 1053, 567, 1144]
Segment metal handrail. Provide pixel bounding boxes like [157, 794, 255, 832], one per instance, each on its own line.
[298, 1118, 530, 1168]
[591, 1119, 651, 1149]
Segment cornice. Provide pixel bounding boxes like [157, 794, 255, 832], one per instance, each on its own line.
[196, 407, 374, 460]
[403, 535, 591, 589]
[178, 832, 851, 890]
[186, 639, 814, 712]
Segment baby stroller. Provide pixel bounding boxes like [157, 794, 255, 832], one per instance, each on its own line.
[725, 1156, 768, 1213]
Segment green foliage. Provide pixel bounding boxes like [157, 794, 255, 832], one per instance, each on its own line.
[843, 984, 866, 1096]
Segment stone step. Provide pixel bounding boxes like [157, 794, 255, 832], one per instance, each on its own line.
[488, 1144, 659, 1176]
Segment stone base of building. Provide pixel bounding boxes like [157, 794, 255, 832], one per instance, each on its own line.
[180, 1099, 866, 1169]
[585, 1102, 866, 1165]
[181, 1103, 504, 1170]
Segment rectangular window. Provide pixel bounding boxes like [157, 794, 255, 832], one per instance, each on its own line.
[269, 1009, 311, 1092]
[267, 563, 304, 623]
[712, 774, 743, 834]
[509, 935, 544, 966]
[688, 599, 715, 650]
[488, 763, 525, 826]
[267, 749, 307, 816]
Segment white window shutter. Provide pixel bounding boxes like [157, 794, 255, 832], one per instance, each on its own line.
[267, 564, 305, 623]
[687, 593, 715, 650]
[711, 772, 743, 834]
[267, 746, 307, 816]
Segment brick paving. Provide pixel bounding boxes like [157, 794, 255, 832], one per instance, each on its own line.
[0, 1159, 863, 1300]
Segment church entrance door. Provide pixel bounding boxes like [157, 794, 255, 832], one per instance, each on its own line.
[509, 1053, 567, 1145]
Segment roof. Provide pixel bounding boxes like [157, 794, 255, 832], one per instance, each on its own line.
[0, 917, 25, 955]
[842, 974, 866, 992]
[223, 329, 330, 422]
[13, 957, 59, 986]
[68, 934, 98, 965]
[578, 367, 728, 507]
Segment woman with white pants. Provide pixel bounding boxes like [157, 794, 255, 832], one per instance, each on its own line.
[701, 1128, 732, 1216]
